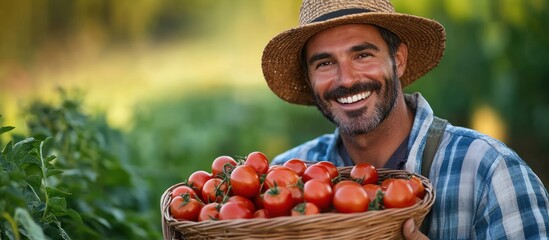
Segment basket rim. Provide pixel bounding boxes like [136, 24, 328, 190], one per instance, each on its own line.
[161, 168, 435, 239]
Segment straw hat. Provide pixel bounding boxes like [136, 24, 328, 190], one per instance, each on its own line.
[261, 0, 446, 105]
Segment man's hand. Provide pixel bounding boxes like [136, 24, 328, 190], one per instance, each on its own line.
[402, 218, 429, 240]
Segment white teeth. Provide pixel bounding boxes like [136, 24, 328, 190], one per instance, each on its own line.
[337, 91, 371, 104]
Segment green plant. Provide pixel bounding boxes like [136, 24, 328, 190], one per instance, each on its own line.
[1, 89, 161, 239]
[1, 119, 80, 240]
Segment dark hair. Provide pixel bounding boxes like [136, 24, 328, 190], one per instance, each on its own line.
[376, 26, 401, 60]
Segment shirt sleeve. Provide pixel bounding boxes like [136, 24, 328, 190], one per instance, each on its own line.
[472, 152, 549, 239]
[427, 130, 549, 239]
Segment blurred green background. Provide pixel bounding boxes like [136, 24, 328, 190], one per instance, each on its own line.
[1, 0, 548, 238]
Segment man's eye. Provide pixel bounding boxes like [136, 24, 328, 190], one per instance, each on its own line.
[316, 61, 332, 69]
[357, 53, 372, 59]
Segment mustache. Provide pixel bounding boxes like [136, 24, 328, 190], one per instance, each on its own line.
[323, 81, 382, 100]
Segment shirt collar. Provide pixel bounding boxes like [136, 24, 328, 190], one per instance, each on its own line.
[404, 92, 438, 173]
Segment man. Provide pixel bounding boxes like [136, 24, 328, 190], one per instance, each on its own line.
[261, 0, 549, 239]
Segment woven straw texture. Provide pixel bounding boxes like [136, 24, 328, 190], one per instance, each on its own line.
[261, 0, 446, 105]
[161, 167, 435, 240]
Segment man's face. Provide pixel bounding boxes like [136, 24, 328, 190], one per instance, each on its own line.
[304, 24, 401, 136]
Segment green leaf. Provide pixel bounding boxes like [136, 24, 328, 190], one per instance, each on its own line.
[8, 169, 27, 182]
[48, 197, 68, 216]
[13, 137, 37, 148]
[66, 208, 83, 224]
[2, 140, 14, 157]
[46, 168, 64, 177]
[0, 126, 15, 135]
[15, 207, 46, 240]
[7, 138, 38, 162]
[26, 174, 42, 188]
[0, 170, 9, 186]
[89, 215, 112, 229]
[29, 148, 40, 159]
[46, 186, 71, 198]
[45, 154, 56, 163]
[2, 212, 21, 240]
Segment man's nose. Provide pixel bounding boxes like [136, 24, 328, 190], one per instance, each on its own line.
[337, 61, 359, 87]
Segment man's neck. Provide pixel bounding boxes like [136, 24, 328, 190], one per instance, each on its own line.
[339, 94, 414, 168]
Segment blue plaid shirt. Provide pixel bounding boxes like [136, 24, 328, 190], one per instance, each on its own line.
[272, 92, 549, 239]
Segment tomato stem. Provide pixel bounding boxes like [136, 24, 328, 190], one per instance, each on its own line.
[220, 185, 232, 204]
[222, 162, 236, 179]
[258, 173, 267, 193]
[293, 202, 306, 215]
[368, 190, 384, 210]
[266, 182, 280, 195]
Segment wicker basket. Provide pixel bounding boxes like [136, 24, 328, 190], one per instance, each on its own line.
[161, 167, 435, 240]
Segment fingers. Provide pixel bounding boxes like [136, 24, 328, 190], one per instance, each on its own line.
[402, 218, 428, 240]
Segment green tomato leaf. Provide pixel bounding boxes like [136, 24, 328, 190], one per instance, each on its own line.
[26, 174, 42, 188]
[48, 197, 68, 216]
[2, 140, 14, 158]
[2, 212, 21, 240]
[46, 186, 71, 198]
[7, 138, 38, 162]
[15, 207, 46, 240]
[66, 208, 83, 224]
[46, 168, 64, 177]
[45, 154, 56, 163]
[0, 126, 15, 135]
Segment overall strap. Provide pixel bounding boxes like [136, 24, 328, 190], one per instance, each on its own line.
[421, 116, 448, 177]
[419, 116, 448, 235]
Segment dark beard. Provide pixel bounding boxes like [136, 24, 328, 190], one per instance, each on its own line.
[314, 68, 400, 136]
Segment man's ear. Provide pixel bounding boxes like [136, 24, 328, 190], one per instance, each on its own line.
[395, 43, 408, 78]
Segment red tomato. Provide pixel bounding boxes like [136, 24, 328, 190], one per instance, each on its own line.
[291, 202, 320, 216]
[380, 178, 395, 190]
[253, 193, 264, 210]
[316, 161, 339, 180]
[170, 195, 203, 221]
[383, 179, 416, 208]
[408, 176, 426, 199]
[211, 156, 237, 178]
[202, 178, 228, 203]
[303, 179, 333, 210]
[264, 167, 299, 189]
[333, 180, 362, 193]
[187, 170, 212, 198]
[333, 184, 370, 213]
[230, 165, 260, 198]
[263, 186, 293, 217]
[218, 202, 252, 220]
[171, 185, 196, 199]
[267, 165, 283, 173]
[350, 163, 378, 185]
[287, 185, 304, 206]
[245, 151, 270, 176]
[253, 209, 269, 218]
[283, 158, 308, 176]
[227, 195, 256, 213]
[363, 184, 383, 200]
[198, 203, 220, 221]
[302, 164, 331, 184]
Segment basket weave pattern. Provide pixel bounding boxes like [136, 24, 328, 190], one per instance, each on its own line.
[161, 167, 435, 240]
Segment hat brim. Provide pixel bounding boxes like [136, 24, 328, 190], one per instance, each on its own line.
[261, 12, 446, 105]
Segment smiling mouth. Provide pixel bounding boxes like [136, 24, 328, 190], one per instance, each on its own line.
[336, 91, 372, 104]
